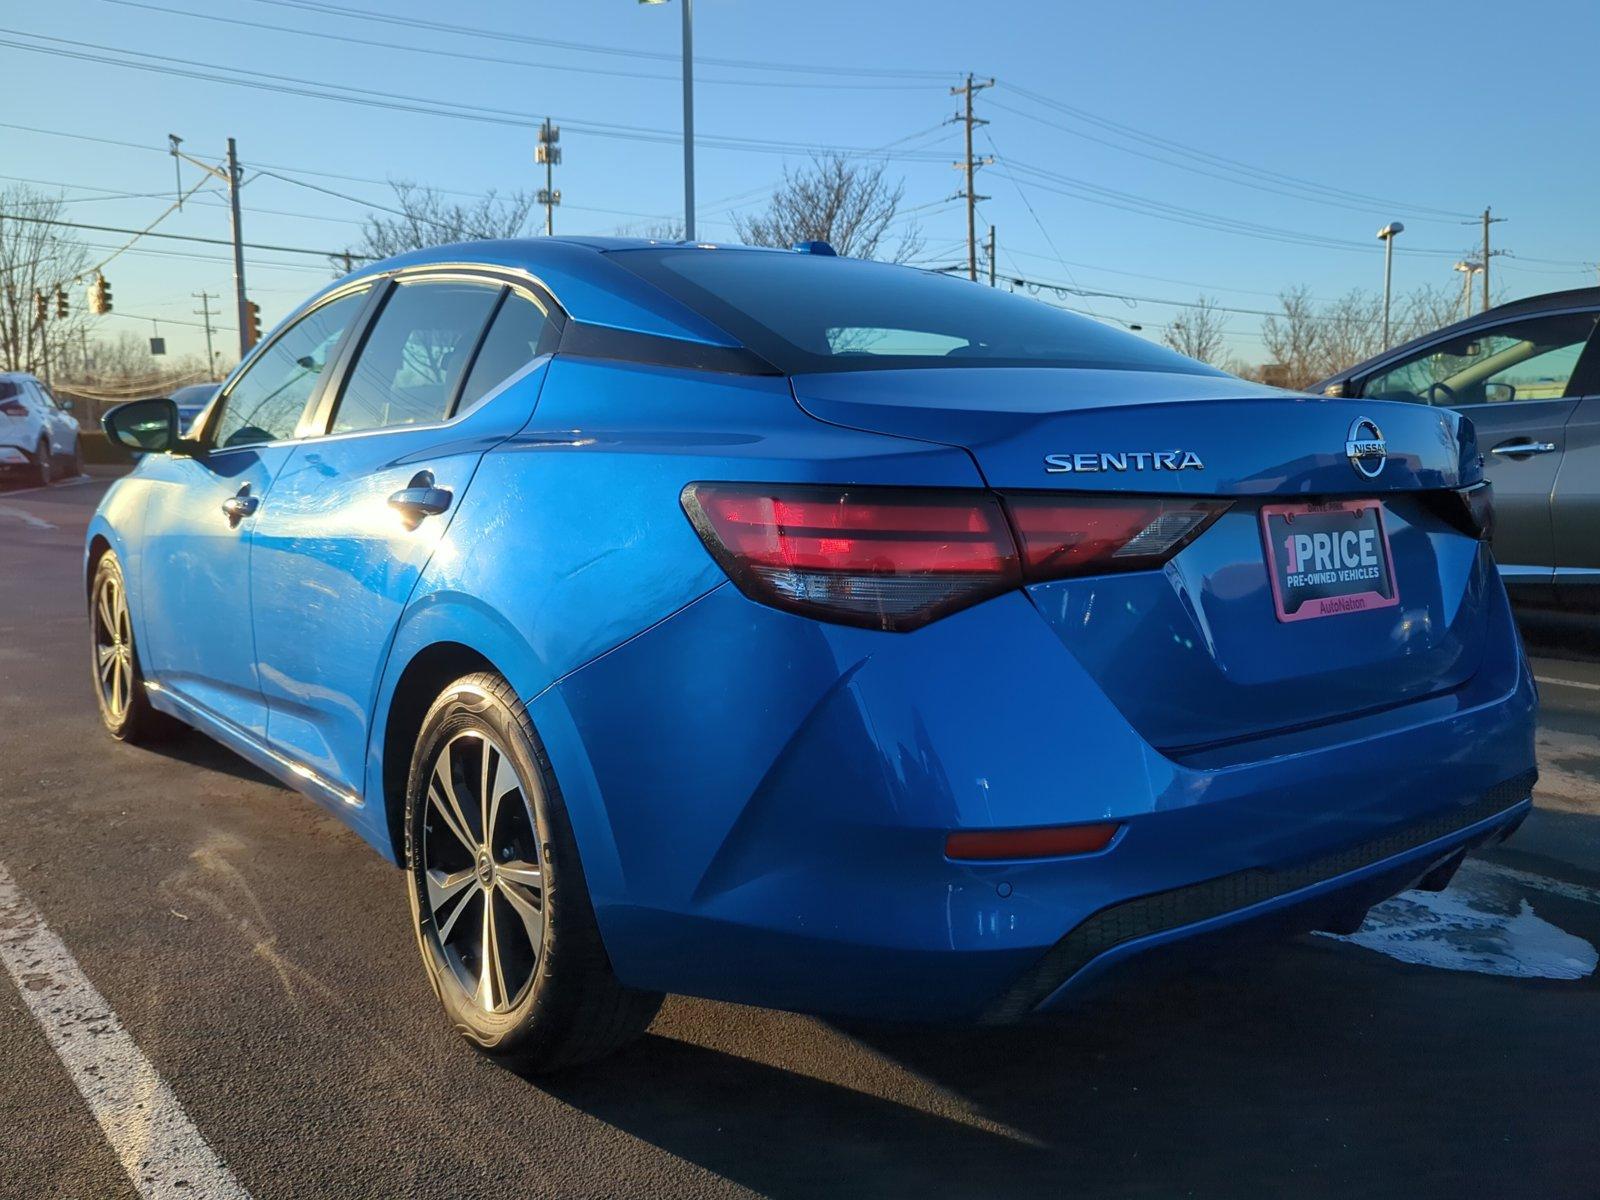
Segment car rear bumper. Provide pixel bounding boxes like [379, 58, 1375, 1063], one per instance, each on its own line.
[534, 569, 1538, 1022]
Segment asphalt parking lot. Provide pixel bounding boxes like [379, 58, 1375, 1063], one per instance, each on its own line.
[2, 473, 1598, 1200]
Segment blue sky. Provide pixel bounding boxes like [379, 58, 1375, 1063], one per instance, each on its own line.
[5, 0, 1598, 365]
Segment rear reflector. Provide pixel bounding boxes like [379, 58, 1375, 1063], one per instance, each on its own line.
[681, 482, 1022, 631]
[1005, 494, 1231, 580]
[945, 822, 1121, 861]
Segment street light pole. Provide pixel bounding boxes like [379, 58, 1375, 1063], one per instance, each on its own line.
[1377, 222, 1404, 347]
[640, 0, 694, 240]
[1453, 260, 1481, 319]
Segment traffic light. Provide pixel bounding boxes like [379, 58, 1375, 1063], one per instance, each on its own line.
[55, 287, 68, 319]
[32, 290, 46, 325]
[89, 274, 112, 315]
[244, 300, 262, 350]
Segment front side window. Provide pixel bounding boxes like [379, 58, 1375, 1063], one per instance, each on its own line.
[212, 289, 367, 449]
[330, 280, 502, 435]
[1361, 312, 1600, 406]
[455, 292, 555, 411]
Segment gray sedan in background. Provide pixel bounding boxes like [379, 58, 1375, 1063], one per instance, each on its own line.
[1315, 286, 1600, 614]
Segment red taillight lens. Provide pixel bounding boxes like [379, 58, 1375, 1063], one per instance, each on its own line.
[681, 482, 1022, 631]
[0, 400, 26, 418]
[945, 822, 1121, 861]
[1005, 493, 1231, 580]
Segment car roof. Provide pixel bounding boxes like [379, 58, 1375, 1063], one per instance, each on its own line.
[1324, 286, 1600, 384]
[331, 237, 796, 349]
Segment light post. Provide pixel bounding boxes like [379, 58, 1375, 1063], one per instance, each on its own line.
[1377, 221, 1404, 347]
[639, 0, 694, 241]
[1454, 260, 1483, 319]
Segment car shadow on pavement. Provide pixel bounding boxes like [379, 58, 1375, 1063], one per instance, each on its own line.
[541, 916, 1598, 1199]
[139, 728, 288, 790]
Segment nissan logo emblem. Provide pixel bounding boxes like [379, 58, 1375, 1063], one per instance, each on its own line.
[1346, 417, 1387, 479]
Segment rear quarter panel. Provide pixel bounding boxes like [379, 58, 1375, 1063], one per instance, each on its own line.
[365, 355, 979, 863]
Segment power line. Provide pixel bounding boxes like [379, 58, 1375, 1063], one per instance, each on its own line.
[98, 0, 940, 91]
[236, 0, 954, 80]
[0, 211, 371, 261]
[0, 29, 957, 161]
[997, 81, 1476, 221]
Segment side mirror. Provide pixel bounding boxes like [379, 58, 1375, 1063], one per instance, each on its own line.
[102, 398, 187, 455]
[1483, 382, 1516, 404]
[57, 396, 75, 412]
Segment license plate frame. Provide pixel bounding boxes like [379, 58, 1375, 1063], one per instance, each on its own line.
[1259, 498, 1400, 623]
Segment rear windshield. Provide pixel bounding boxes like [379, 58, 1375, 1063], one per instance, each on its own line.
[0, 381, 20, 400]
[609, 247, 1219, 376]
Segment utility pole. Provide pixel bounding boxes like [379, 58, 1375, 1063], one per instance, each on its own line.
[986, 225, 996, 287]
[951, 74, 994, 281]
[680, 0, 694, 240]
[192, 291, 217, 376]
[169, 134, 250, 358]
[227, 138, 248, 357]
[1479, 207, 1504, 313]
[536, 119, 562, 236]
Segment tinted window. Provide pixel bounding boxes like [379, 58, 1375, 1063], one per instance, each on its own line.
[330, 280, 500, 434]
[213, 290, 366, 449]
[457, 292, 554, 410]
[0, 380, 18, 401]
[1361, 312, 1600, 406]
[609, 248, 1218, 376]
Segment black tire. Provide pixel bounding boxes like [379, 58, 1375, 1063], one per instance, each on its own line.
[404, 672, 662, 1073]
[33, 437, 51, 487]
[89, 551, 181, 743]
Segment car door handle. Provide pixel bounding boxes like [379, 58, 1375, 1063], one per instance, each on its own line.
[388, 471, 452, 528]
[1490, 441, 1558, 457]
[221, 485, 260, 528]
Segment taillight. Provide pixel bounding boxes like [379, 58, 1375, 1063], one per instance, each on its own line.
[1004, 493, 1231, 580]
[680, 482, 1021, 631]
[0, 400, 26, 418]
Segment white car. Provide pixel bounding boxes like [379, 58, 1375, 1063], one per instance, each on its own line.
[0, 371, 82, 486]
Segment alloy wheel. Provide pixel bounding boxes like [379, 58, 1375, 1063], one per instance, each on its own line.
[93, 571, 135, 721]
[422, 731, 546, 1013]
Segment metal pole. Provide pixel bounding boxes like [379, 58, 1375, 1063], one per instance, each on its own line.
[192, 291, 215, 375]
[545, 119, 555, 237]
[987, 225, 996, 287]
[1481, 208, 1492, 313]
[681, 0, 695, 241]
[1381, 235, 1394, 346]
[226, 138, 249, 358]
[964, 76, 977, 281]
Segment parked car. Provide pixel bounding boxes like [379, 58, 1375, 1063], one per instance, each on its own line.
[0, 371, 81, 486]
[168, 382, 221, 434]
[1314, 286, 1600, 611]
[89, 239, 1536, 1071]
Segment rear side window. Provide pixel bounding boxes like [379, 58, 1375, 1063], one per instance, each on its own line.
[609, 248, 1219, 376]
[0, 380, 21, 401]
[330, 280, 501, 435]
[456, 292, 554, 411]
[213, 289, 367, 449]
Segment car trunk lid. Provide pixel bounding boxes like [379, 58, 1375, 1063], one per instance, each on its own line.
[791, 367, 1489, 752]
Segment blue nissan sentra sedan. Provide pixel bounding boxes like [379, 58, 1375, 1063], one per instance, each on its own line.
[88, 238, 1536, 1071]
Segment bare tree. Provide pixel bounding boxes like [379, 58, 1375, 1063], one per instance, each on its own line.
[1161, 296, 1229, 364]
[734, 155, 921, 261]
[612, 220, 685, 242]
[0, 186, 92, 379]
[336, 181, 538, 269]
[1259, 286, 1325, 388]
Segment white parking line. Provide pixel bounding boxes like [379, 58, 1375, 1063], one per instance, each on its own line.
[1535, 675, 1600, 693]
[0, 861, 252, 1200]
